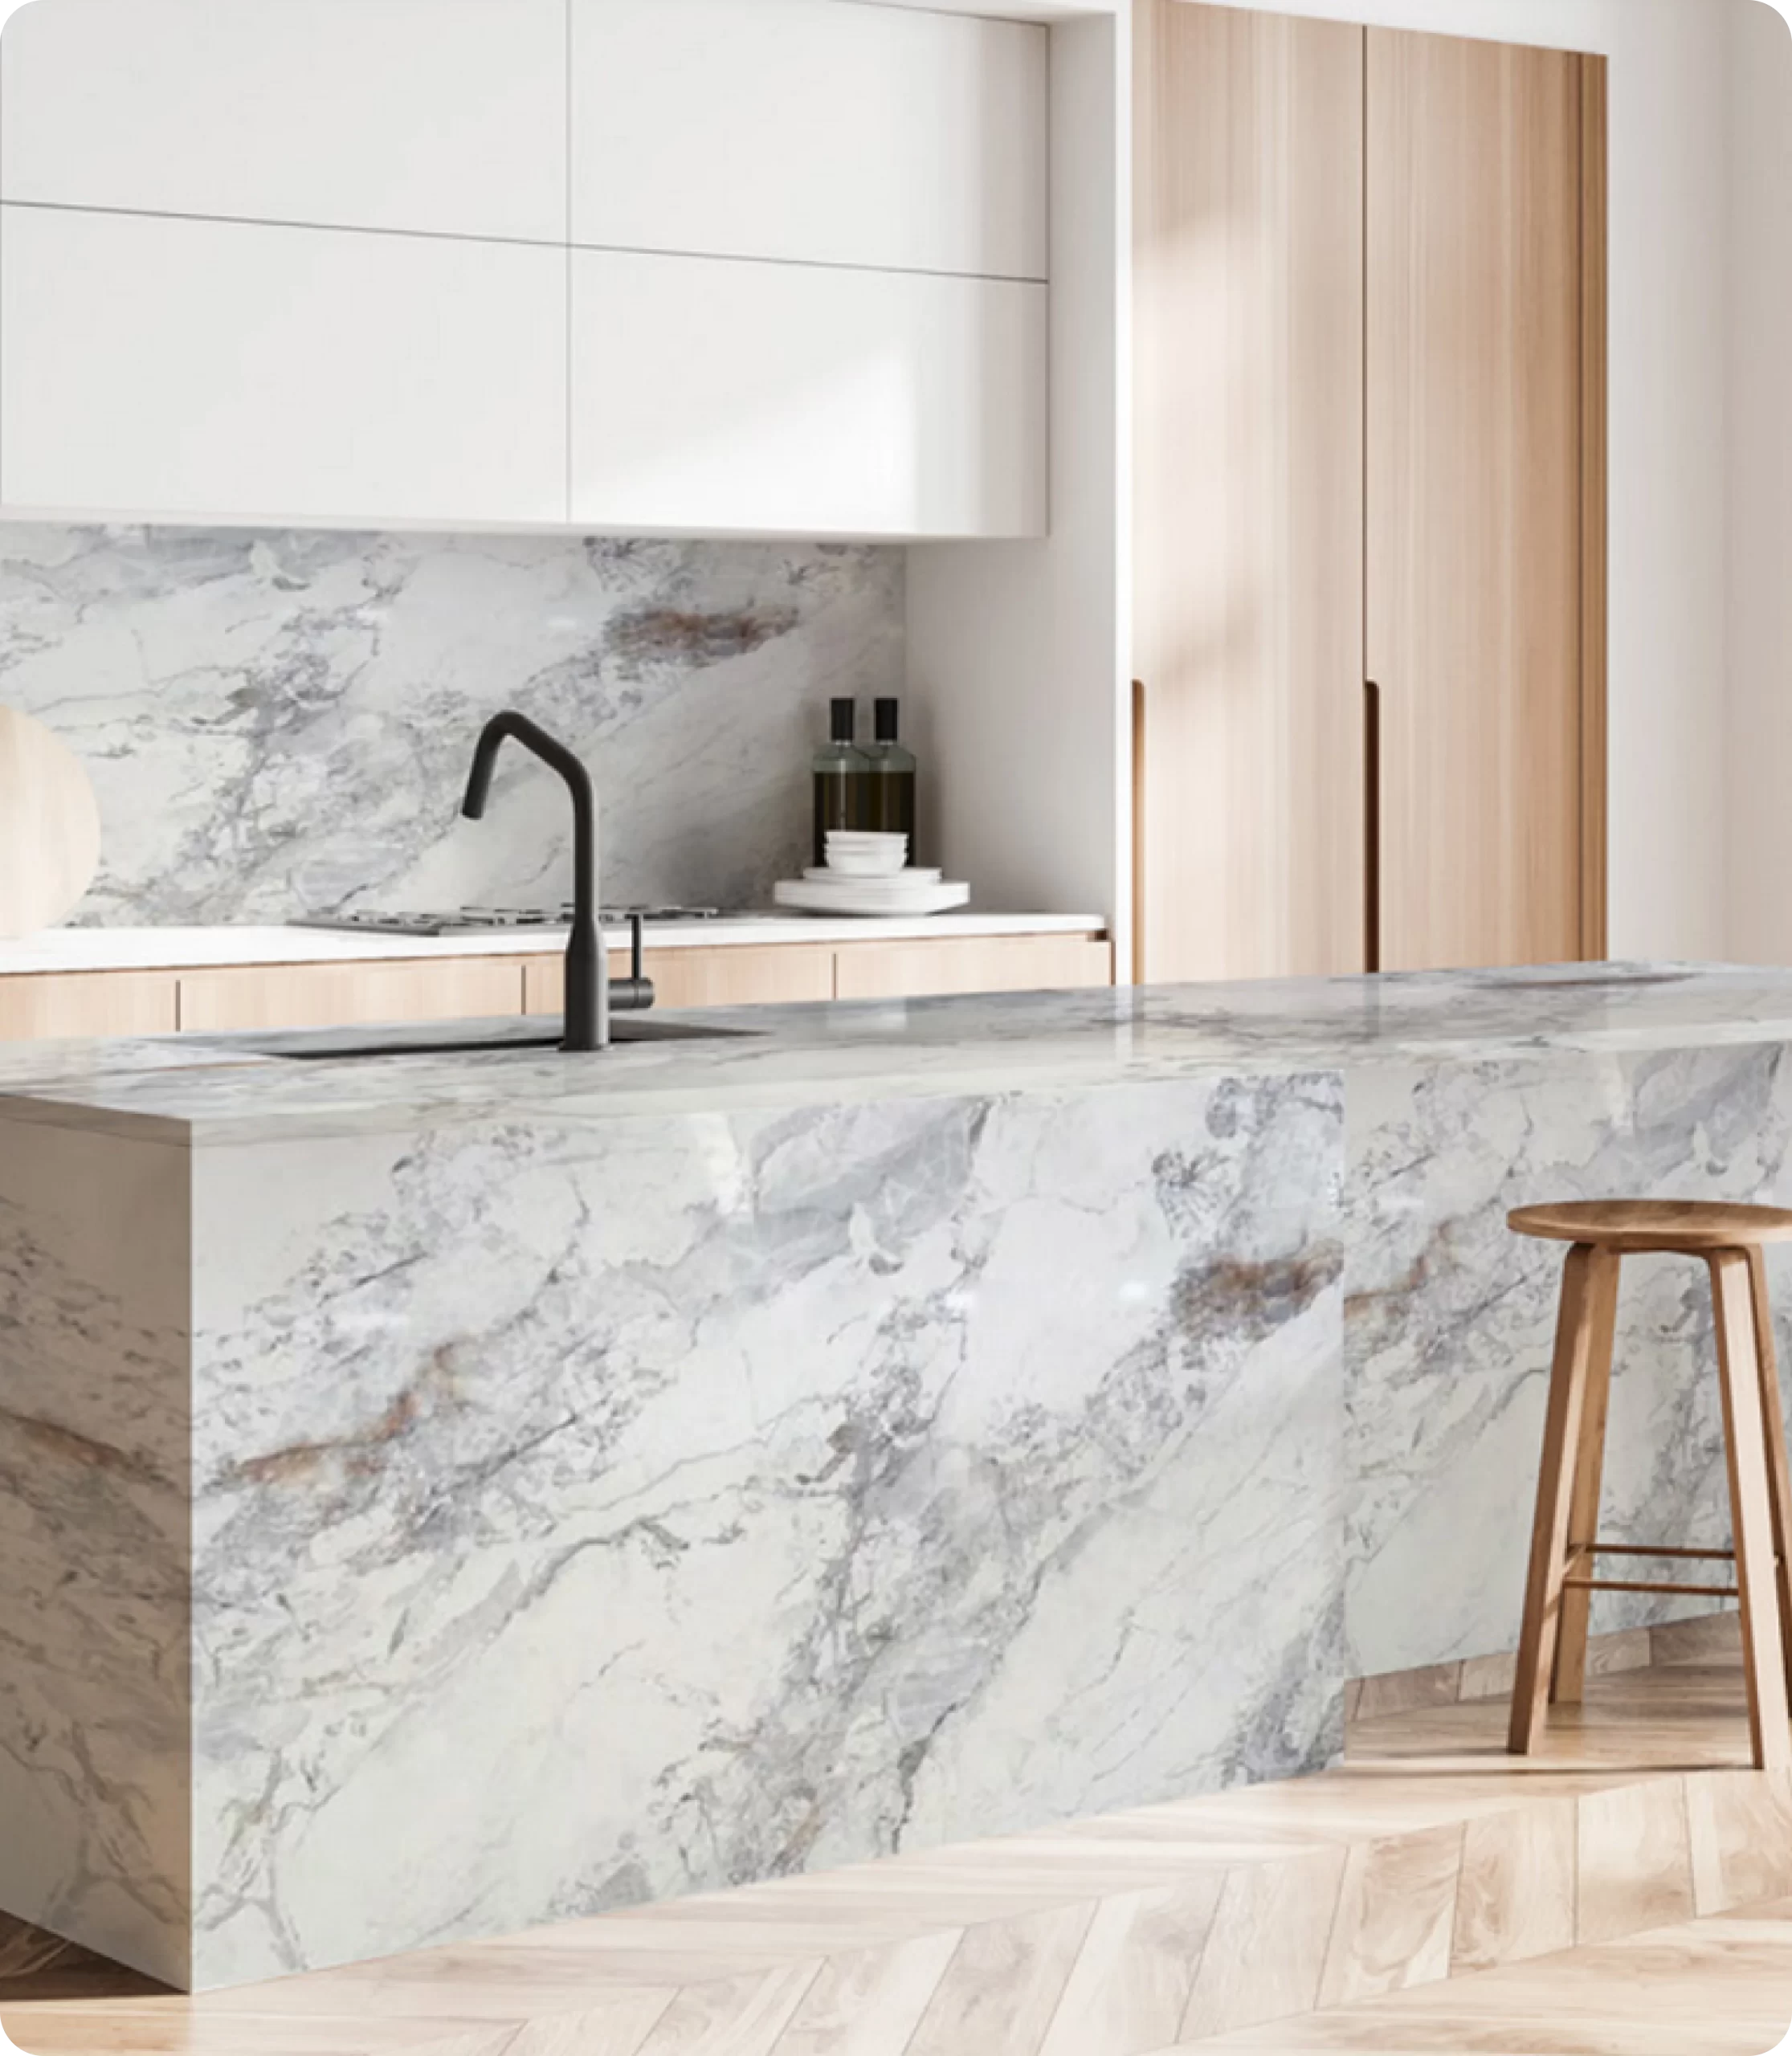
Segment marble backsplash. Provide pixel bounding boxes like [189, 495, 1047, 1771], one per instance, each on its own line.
[0, 525, 903, 924]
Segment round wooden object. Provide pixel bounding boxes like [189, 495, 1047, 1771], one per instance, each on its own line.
[0, 705, 101, 938]
[1509, 1197, 1792, 1253]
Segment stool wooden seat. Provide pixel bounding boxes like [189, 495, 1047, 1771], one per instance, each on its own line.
[1510, 1198, 1792, 1253]
[1507, 1199, 1792, 1771]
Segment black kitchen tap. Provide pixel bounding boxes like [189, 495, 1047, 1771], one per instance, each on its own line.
[461, 713, 607, 1052]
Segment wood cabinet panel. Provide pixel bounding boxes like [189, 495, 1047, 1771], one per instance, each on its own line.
[527, 946, 835, 1017]
[1367, 30, 1591, 971]
[179, 961, 527, 1034]
[0, 972, 178, 1042]
[1133, 1, 1366, 982]
[571, 0, 1047, 279]
[833, 936, 1112, 1001]
[0, 938, 1109, 1046]
[1, 0, 567, 243]
[2, 208, 566, 526]
[569, 249, 1047, 540]
[529, 938, 1111, 1013]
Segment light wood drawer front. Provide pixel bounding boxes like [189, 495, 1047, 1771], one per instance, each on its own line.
[527, 946, 835, 1017]
[834, 936, 1113, 1002]
[0, 971, 178, 1041]
[179, 961, 528, 1034]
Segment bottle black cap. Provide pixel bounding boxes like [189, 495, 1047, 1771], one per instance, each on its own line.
[830, 697, 857, 744]
[874, 697, 900, 744]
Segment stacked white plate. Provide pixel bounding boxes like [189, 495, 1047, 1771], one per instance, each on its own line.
[775, 830, 971, 916]
[774, 874, 971, 916]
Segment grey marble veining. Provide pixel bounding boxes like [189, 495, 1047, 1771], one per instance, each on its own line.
[9, 961, 1792, 1989]
[9, 961, 1792, 1148]
[1345, 1042, 1792, 1675]
[0, 1119, 194, 1986]
[2, 1072, 1345, 1989]
[0, 525, 902, 924]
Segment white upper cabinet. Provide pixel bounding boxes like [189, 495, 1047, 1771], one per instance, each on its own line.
[0, 0, 1052, 538]
[2, 207, 568, 527]
[570, 250, 1047, 538]
[570, 0, 1049, 279]
[0, 0, 567, 243]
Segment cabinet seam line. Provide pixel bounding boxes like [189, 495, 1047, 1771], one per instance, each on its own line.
[0, 197, 1048, 288]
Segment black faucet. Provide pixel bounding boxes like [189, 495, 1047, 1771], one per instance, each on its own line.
[462, 713, 607, 1052]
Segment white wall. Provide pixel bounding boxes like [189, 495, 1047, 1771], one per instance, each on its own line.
[1197, 0, 1733, 962]
[1725, 1, 1792, 963]
[908, 14, 1128, 936]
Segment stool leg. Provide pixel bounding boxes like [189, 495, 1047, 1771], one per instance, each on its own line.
[1745, 1245, 1792, 1704]
[1709, 1250, 1792, 1772]
[1552, 1246, 1621, 1704]
[1510, 1242, 1615, 1754]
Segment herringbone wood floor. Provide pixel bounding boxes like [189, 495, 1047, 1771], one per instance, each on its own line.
[5, 1640, 1791, 2056]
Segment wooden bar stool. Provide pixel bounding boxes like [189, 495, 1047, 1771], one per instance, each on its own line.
[1506, 1200, 1792, 1771]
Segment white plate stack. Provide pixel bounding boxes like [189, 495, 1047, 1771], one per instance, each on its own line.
[774, 833, 970, 917]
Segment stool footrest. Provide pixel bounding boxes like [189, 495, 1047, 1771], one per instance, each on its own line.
[1562, 1576, 1738, 1600]
[1582, 1543, 1736, 1564]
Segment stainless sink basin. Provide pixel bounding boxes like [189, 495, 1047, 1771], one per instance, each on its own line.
[249, 1018, 759, 1062]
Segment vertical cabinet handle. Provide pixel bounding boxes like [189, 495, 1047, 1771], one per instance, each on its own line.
[1132, 679, 1147, 986]
[1365, 681, 1382, 973]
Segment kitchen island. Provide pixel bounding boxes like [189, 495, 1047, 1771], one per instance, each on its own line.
[3, 963, 1790, 1990]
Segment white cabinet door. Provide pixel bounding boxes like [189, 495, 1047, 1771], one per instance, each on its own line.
[571, 0, 1047, 279]
[1, 0, 566, 243]
[569, 249, 1047, 539]
[2, 207, 567, 527]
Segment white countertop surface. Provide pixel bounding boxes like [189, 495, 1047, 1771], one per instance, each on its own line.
[3, 963, 1788, 1147]
[0, 914, 1108, 977]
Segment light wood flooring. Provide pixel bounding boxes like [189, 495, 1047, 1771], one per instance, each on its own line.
[5, 1644, 1791, 2056]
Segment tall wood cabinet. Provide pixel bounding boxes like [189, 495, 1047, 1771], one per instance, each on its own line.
[1134, 2, 1606, 981]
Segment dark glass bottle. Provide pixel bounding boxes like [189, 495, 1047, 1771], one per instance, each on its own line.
[813, 698, 871, 865]
[862, 697, 918, 861]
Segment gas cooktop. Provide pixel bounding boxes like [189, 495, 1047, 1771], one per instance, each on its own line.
[296, 905, 723, 939]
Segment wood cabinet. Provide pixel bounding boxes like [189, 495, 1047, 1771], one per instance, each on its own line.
[571, 0, 1047, 279]
[833, 936, 1113, 1001]
[1134, 2, 1605, 981]
[0, 934, 1111, 1044]
[1367, 30, 1599, 972]
[1134, 3, 1365, 984]
[1, 209, 567, 526]
[532, 936, 1110, 1012]
[0, 0, 567, 243]
[0, 972, 178, 1042]
[526, 946, 835, 1018]
[569, 250, 1047, 540]
[178, 961, 528, 1035]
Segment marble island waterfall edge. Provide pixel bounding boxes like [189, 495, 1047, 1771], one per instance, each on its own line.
[0, 1070, 1347, 1990]
[5, 963, 1791, 1990]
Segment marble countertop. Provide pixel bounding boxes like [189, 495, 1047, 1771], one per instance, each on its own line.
[6, 961, 1792, 1146]
[0, 914, 1107, 977]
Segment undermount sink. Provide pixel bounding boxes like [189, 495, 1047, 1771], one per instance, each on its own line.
[250, 1018, 759, 1063]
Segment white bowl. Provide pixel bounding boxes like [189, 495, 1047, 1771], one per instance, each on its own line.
[826, 830, 908, 875]
[827, 845, 908, 878]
